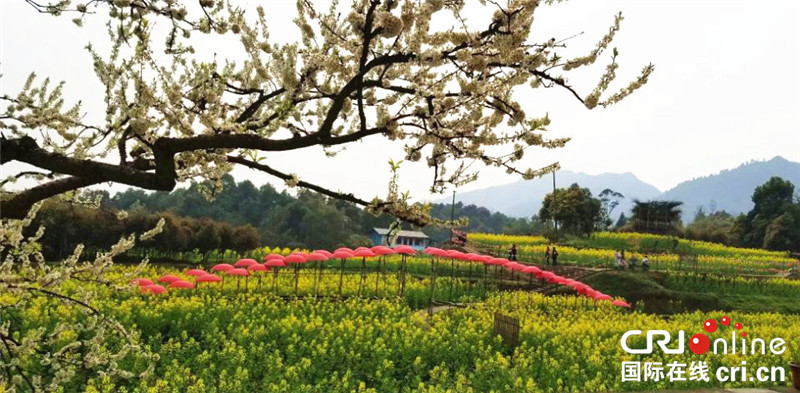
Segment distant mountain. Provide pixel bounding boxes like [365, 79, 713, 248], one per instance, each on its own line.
[657, 156, 800, 222]
[435, 156, 800, 222]
[437, 170, 662, 218]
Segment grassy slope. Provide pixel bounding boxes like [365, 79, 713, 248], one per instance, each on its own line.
[578, 270, 800, 315]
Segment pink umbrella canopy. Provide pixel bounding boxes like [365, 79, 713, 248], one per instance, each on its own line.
[226, 268, 250, 276]
[131, 278, 154, 286]
[612, 300, 632, 308]
[157, 274, 181, 284]
[141, 284, 167, 294]
[313, 250, 333, 257]
[594, 293, 613, 301]
[211, 263, 234, 272]
[331, 250, 355, 259]
[284, 254, 307, 264]
[393, 245, 417, 254]
[234, 259, 258, 268]
[264, 253, 284, 261]
[353, 249, 376, 257]
[446, 250, 465, 259]
[196, 274, 222, 283]
[488, 258, 508, 266]
[185, 269, 207, 277]
[545, 275, 563, 284]
[371, 246, 396, 255]
[264, 259, 287, 267]
[306, 252, 330, 261]
[464, 253, 482, 262]
[423, 246, 444, 255]
[334, 247, 354, 254]
[169, 280, 194, 289]
[521, 266, 540, 274]
[248, 264, 269, 272]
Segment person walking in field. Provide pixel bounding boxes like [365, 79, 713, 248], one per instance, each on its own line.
[620, 250, 627, 269]
[551, 247, 559, 266]
[642, 255, 650, 271]
[508, 244, 518, 261]
[614, 250, 623, 269]
[545, 246, 551, 265]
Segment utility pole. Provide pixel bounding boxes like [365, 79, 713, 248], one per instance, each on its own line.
[450, 190, 456, 242]
[552, 169, 558, 240]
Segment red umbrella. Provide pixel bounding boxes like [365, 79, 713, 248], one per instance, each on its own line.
[306, 253, 329, 261]
[284, 254, 307, 295]
[265, 259, 287, 267]
[313, 250, 333, 257]
[353, 249, 375, 257]
[306, 253, 329, 297]
[235, 258, 258, 268]
[196, 274, 222, 283]
[331, 250, 355, 297]
[263, 253, 284, 261]
[464, 253, 482, 262]
[612, 300, 632, 308]
[331, 250, 355, 259]
[131, 278, 154, 286]
[545, 274, 563, 284]
[371, 246, 396, 255]
[226, 268, 249, 276]
[169, 280, 194, 289]
[158, 274, 181, 284]
[141, 284, 167, 294]
[248, 264, 269, 289]
[594, 293, 613, 301]
[423, 246, 443, 255]
[185, 269, 207, 277]
[353, 249, 375, 296]
[393, 245, 417, 254]
[445, 249, 464, 258]
[392, 246, 415, 295]
[284, 254, 307, 264]
[226, 268, 250, 291]
[211, 263, 234, 272]
[521, 266, 540, 274]
[488, 258, 508, 266]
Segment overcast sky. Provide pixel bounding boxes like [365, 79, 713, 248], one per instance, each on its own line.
[2, 0, 798, 203]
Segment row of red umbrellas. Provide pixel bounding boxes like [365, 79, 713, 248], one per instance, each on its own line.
[420, 246, 631, 307]
[131, 245, 418, 295]
[130, 245, 631, 307]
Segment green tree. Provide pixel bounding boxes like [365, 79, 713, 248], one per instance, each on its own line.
[685, 211, 735, 245]
[630, 200, 683, 235]
[735, 177, 800, 251]
[539, 183, 603, 236]
[598, 188, 625, 230]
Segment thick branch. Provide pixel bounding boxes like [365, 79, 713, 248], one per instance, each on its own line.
[1, 176, 100, 218]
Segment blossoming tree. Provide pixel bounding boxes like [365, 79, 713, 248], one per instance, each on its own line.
[2, 0, 652, 225]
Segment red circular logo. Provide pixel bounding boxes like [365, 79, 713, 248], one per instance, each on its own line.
[734, 322, 743, 330]
[689, 333, 710, 354]
[703, 319, 718, 333]
[721, 316, 730, 326]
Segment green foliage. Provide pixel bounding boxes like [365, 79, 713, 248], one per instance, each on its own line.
[538, 183, 603, 236]
[734, 177, 800, 251]
[629, 200, 683, 235]
[29, 200, 260, 261]
[684, 210, 736, 245]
